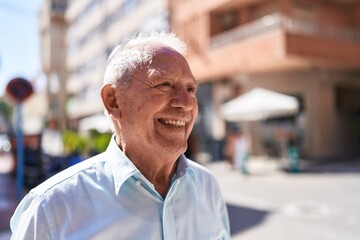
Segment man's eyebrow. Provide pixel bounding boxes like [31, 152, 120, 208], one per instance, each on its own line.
[190, 76, 198, 85]
[147, 68, 198, 84]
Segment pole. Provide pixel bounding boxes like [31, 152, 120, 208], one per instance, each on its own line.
[16, 103, 24, 200]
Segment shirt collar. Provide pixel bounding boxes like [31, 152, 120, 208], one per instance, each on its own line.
[105, 134, 196, 194]
[175, 154, 196, 182]
[105, 135, 139, 195]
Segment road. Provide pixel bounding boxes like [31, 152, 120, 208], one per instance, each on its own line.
[208, 159, 360, 240]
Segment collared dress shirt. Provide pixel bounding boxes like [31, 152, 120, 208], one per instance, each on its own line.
[11, 136, 230, 240]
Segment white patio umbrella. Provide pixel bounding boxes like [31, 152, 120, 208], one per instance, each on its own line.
[78, 114, 112, 133]
[220, 87, 299, 122]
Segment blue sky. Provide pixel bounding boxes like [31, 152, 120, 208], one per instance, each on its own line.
[0, 0, 43, 95]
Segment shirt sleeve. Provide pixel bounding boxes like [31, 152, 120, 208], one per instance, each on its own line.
[214, 181, 231, 239]
[10, 192, 53, 240]
[219, 194, 231, 238]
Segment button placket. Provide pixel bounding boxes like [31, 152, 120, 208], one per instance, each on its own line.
[162, 199, 176, 239]
[162, 179, 180, 239]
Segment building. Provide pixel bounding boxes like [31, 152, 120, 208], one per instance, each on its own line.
[65, 0, 168, 131]
[169, 0, 360, 160]
[39, 0, 68, 130]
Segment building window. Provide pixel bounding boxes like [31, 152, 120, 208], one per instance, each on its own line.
[210, 9, 239, 36]
[221, 10, 238, 30]
[292, 1, 316, 20]
[123, 0, 136, 13]
[51, 0, 67, 13]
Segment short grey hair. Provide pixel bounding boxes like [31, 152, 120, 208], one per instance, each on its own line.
[103, 32, 187, 88]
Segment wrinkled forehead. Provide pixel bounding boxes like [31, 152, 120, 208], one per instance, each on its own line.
[151, 48, 186, 67]
[147, 45, 194, 75]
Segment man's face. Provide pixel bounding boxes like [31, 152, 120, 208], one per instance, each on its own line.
[117, 46, 198, 158]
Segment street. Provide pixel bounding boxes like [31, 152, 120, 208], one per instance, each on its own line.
[208, 158, 360, 240]
[0, 173, 17, 240]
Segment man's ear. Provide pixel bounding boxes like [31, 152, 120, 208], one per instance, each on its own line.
[101, 84, 121, 119]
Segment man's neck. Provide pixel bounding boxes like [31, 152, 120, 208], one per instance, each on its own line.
[136, 160, 177, 198]
[116, 136, 179, 198]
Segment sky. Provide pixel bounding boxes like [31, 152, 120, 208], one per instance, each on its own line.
[0, 0, 44, 96]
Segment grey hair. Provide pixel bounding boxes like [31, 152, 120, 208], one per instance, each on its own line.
[103, 31, 187, 88]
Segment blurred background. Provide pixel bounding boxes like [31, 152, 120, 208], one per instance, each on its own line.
[0, 0, 360, 239]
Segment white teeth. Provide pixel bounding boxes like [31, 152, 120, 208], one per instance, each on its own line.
[161, 119, 185, 127]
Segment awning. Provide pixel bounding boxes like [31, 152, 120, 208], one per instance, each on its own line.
[219, 87, 299, 122]
[78, 114, 112, 133]
[67, 97, 104, 119]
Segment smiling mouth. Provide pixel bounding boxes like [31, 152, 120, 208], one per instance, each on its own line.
[158, 119, 186, 127]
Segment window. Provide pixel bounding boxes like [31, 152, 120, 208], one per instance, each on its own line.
[210, 9, 239, 36]
[292, 1, 316, 20]
[51, 0, 67, 13]
[220, 10, 238, 31]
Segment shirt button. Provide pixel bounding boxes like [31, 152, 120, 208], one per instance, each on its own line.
[135, 180, 141, 186]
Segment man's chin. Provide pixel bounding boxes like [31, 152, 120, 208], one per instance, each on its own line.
[158, 139, 187, 155]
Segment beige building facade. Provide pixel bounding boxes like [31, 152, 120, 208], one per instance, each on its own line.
[39, 0, 68, 130]
[169, 0, 360, 160]
[65, 0, 168, 126]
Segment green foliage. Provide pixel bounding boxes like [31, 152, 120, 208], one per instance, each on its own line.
[63, 130, 87, 155]
[0, 100, 12, 121]
[87, 129, 112, 154]
[63, 129, 112, 156]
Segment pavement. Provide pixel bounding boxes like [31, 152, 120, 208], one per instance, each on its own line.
[1, 156, 360, 239]
[206, 157, 360, 240]
[0, 152, 19, 240]
[0, 174, 18, 240]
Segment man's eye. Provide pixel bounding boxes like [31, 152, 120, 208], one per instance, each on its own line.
[161, 82, 172, 87]
[187, 87, 194, 93]
[157, 82, 172, 89]
[187, 85, 197, 95]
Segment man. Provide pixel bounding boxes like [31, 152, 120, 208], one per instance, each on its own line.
[11, 32, 230, 239]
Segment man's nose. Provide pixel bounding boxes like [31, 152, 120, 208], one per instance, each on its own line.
[170, 87, 194, 111]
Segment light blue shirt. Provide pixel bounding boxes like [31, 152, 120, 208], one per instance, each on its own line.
[11, 136, 230, 239]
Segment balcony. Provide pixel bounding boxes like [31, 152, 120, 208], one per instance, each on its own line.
[187, 12, 360, 79]
[210, 13, 282, 48]
[210, 13, 360, 48]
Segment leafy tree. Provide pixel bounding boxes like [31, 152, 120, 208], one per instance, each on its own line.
[0, 100, 12, 121]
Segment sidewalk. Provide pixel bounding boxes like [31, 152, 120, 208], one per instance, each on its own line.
[206, 157, 360, 240]
[206, 155, 360, 176]
[205, 156, 285, 176]
[0, 174, 18, 239]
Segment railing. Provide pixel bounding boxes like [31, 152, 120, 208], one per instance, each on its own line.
[282, 15, 360, 43]
[210, 13, 282, 48]
[210, 12, 360, 48]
